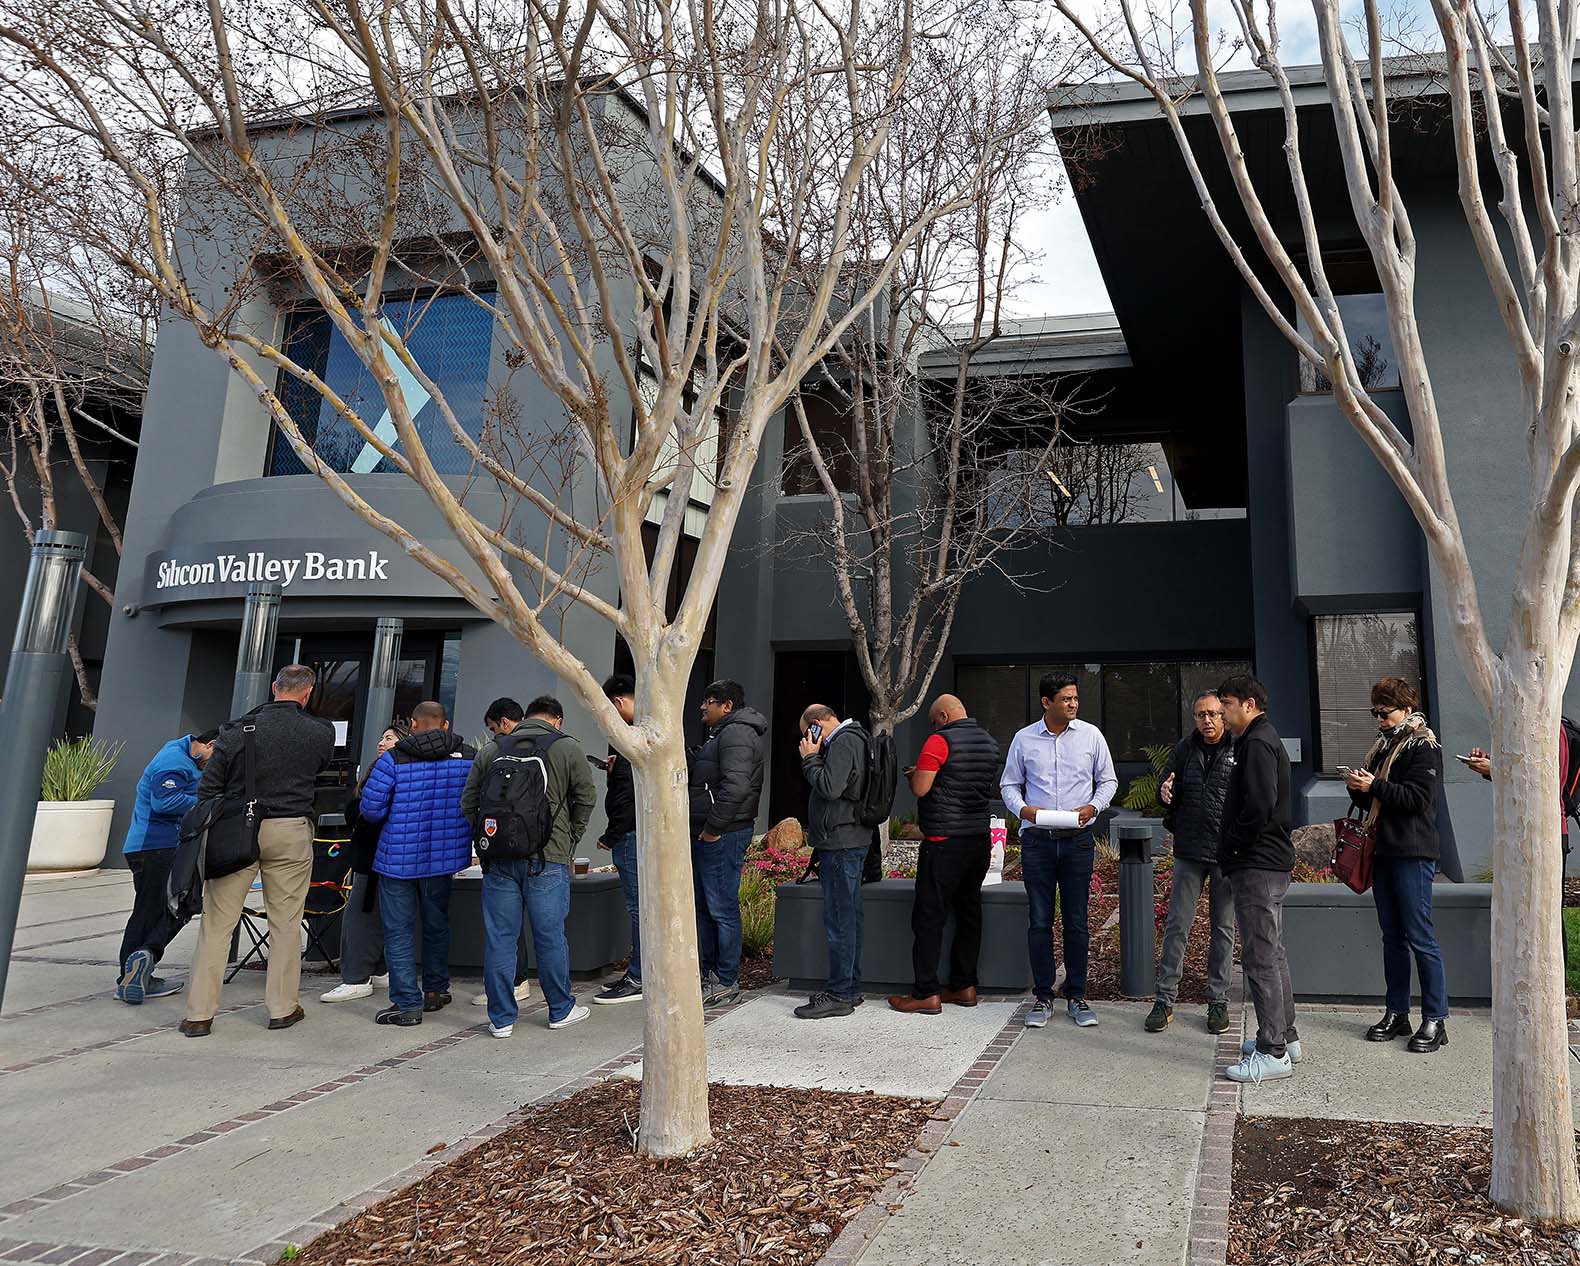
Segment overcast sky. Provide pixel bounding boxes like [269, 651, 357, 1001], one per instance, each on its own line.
[1005, 0, 1407, 318]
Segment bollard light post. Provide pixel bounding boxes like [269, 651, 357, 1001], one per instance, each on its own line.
[230, 582, 282, 719]
[0, 529, 87, 1010]
[358, 617, 403, 779]
[1117, 821, 1157, 999]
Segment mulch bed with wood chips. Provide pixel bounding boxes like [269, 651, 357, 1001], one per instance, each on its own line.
[295, 1079, 933, 1266]
[1231, 1116, 1580, 1265]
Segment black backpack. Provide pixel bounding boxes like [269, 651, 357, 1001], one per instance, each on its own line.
[475, 730, 568, 870]
[1561, 717, 1580, 825]
[857, 729, 898, 829]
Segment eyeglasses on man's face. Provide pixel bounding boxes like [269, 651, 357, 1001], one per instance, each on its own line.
[1194, 709, 1223, 721]
[1371, 707, 1401, 718]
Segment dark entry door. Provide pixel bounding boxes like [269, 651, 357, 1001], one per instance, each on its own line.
[769, 649, 870, 825]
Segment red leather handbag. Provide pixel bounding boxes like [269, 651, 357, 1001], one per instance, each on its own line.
[1332, 807, 1376, 894]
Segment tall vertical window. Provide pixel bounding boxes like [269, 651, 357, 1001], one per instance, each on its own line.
[269, 293, 495, 476]
[780, 385, 856, 495]
[1313, 611, 1422, 774]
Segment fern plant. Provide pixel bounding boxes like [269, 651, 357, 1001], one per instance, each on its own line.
[1119, 743, 1175, 818]
[39, 736, 123, 801]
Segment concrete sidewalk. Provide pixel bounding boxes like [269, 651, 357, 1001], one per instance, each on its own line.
[0, 870, 652, 1264]
[850, 999, 1222, 1266]
[1242, 1004, 1580, 1128]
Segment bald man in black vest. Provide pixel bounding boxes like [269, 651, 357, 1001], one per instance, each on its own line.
[890, 694, 1003, 1015]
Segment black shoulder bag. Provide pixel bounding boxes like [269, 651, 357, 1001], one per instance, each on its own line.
[201, 722, 265, 880]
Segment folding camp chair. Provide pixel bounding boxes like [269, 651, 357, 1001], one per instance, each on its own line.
[223, 864, 352, 981]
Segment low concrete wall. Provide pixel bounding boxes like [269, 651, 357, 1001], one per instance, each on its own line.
[1283, 881, 1492, 1003]
[447, 871, 630, 975]
[774, 879, 1031, 994]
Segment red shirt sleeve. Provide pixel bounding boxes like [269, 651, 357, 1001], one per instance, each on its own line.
[916, 733, 950, 772]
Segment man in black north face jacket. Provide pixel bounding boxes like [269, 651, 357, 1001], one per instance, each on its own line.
[1149, 690, 1238, 1036]
[687, 680, 768, 1006]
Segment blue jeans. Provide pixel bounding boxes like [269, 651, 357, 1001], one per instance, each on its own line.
[378, 874, 453, 1013]
[693, 828, 750, 987]
[1019, 827, 1095, 1002]
[1372, 856, 1449, 1020]
[483, 859, 573, 1025]
[819, 846, 866, 998]
[609, 832, 641, 983]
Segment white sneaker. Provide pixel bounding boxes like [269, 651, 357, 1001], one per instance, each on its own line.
[488, 1023, 514, 1038]
[1241, 1038, 1303, 1064]
[472, 980, 533, 1007]
[1224, 1049, 1294, 1084]
[320, 981, 374, 1003]
[548, 1004, 590, 1030]
[371, 974, 389, 990]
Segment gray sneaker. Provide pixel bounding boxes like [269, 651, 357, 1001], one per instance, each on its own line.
[1241, 1038, 1303, 1064]
[703, 979, 742, 1007]
[1068, 998, 1099, 1028]
[1025, 999, 1053, 1028]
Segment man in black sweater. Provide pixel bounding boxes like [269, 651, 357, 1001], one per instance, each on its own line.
[796, 703, 872, 1020]
[889, 694, 1001, 1015]
[594, 675, 642, 1005]
[1217, 674, 1298, 1083]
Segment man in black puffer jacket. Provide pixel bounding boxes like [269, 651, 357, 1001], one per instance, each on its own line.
[1148, 690, 1238, 1036]
[890, 695, 1001, 1016]
[687, 679, 768, 1006]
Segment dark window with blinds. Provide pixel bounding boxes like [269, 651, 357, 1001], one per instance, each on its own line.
[1313, 611, 1422, 774]
[955, 657, 1251, 766]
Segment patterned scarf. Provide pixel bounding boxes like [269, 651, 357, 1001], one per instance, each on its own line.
[1359, 711, 1439, 825]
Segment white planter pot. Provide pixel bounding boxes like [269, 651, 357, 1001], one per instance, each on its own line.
[28, 800, 115, 873]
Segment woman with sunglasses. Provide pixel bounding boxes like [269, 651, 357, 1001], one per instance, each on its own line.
[1343, 677, 1449, 1052]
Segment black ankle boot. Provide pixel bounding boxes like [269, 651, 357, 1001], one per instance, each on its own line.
[1365, 1011, 1413, 1042]
[1407, 1018, 1448, 1052]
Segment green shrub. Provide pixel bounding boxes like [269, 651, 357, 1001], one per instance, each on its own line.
[739, 866, 777, 958]
[40, 735, 123, 801]
[1119, 743, 1174, 818]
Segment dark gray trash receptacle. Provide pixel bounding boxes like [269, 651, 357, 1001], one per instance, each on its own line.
[1117, 823, 1155, 998]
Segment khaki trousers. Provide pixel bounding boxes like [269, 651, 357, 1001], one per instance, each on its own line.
[186, 816, 313, 1022]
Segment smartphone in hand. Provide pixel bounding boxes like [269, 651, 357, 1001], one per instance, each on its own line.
[808, 723, 823, 744]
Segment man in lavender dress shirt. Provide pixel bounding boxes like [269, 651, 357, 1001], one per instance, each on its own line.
[1000, 673, 1118, 1030]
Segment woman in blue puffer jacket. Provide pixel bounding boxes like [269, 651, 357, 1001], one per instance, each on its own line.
[359, 703, 476, 1025]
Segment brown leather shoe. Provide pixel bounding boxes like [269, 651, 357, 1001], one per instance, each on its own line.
[888, 994, 943, 1015]
[941, 986, 979, 1008]
[178, 1018, 212, 1038]
[268, 1005, 306, 1031]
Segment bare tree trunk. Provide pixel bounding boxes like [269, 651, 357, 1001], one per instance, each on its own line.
[630, 670, 711, 1157]
[1490, 671, 1580, 1220]
[65, 633, 96, 712]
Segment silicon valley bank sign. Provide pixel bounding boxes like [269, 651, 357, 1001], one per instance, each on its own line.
[143, 538, 460, 606]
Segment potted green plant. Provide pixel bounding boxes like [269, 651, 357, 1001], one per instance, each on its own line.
[28, 736, 124, 872]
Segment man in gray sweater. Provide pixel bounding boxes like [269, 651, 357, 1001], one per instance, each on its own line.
[796, 703, 873, 1020]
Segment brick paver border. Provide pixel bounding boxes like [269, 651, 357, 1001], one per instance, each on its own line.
[1181, 967, 1245, 1266]
[811, 1000, 1032, 1266]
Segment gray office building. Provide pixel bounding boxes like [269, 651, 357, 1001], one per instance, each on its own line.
[85, 65, 1539, 875]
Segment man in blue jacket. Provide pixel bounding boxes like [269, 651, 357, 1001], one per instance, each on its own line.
[360, 700, 476, 1026]
[117, 729, 219, 1004]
